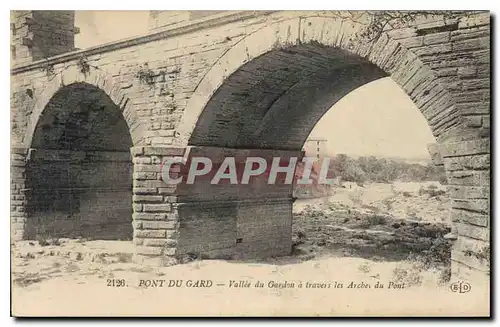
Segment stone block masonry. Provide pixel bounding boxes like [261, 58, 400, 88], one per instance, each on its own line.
[10, 11, 490, 281]
[131, 146, 185, 266]
[11, 148, 30, 241]
[10, 11, 76, 67]
[131, 146, 298, 263]
[175, 198, 293, 260]
[439, 139, 490, 278]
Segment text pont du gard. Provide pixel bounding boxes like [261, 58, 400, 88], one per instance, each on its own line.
[138, 279, 406, 289]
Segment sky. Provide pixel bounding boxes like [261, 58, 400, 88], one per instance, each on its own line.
[74, 11, 435, 159]
[75, 11, 150, 49]
[308, 77, 435, 159]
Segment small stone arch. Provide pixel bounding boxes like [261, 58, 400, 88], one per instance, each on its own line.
[23, 65, 145, 148]
[176, 15, 459, 147]
[21, 65, 143, 241]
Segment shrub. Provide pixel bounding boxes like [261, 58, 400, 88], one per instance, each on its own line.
[329, 154, 448, 184]
[419, 187, 447, 198]
[37, 234, 49, 247]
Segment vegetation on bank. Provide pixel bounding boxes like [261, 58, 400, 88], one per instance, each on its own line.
[327, 154, 447, 185]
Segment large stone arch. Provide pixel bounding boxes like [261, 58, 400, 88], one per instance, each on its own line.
[167, 14, 489, 279]
[176, 15, 460, 148]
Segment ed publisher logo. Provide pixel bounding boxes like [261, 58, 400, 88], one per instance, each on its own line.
[450, 281, 471, 293]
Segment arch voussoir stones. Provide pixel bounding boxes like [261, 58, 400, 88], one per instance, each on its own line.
[181, 15, 456, 145]
[23, 68, 145, 149]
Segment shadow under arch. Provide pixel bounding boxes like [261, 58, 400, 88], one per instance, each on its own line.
[189, 45, 388, 150]
[177, 15, 459, 149]
[25, 82, 134, 241]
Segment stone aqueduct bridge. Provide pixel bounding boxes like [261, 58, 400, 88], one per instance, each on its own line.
[11, 11, 490, 279]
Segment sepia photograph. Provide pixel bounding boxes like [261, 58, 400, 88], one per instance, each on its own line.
[9, 7, 491, 317]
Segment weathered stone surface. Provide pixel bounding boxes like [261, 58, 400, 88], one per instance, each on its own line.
[458, 13, 490, 29]
[141, 221, 176, 230]
[133, 187, 158, 195]
[448, 170, 489, 186]
[131, 147, 144, 156]
[133, 180, 166, 188]
[133, 157, 152, 164]
[133, 195, 163, 203]
[456, 222, 489, 241]
[443, 154, 490, 171]
[133, 213, 167, 220]
[158, 187, 177, 194]
[463, 115, 483, 128]
[448, 185, 489, 199]
[143, 204, 171, 212]
[135, 246, 164, 256]
[134, 230, 167, 238]
[427, 143, 443, 166]
[134, 164, 162, 173]
[456, 102, 489, 115]
[143, 239, 174, 247]
[451, 208, 489, 227]
[452, 250, 490, 273]
[10, 11, 491, 274]
[452, 199, 489, 214]
[133, 172, 158, 180]
[440, 139, 490, 157]
[143, 147, 187, 156]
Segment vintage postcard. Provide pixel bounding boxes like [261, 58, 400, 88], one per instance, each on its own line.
[10, 10, 491, 317]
